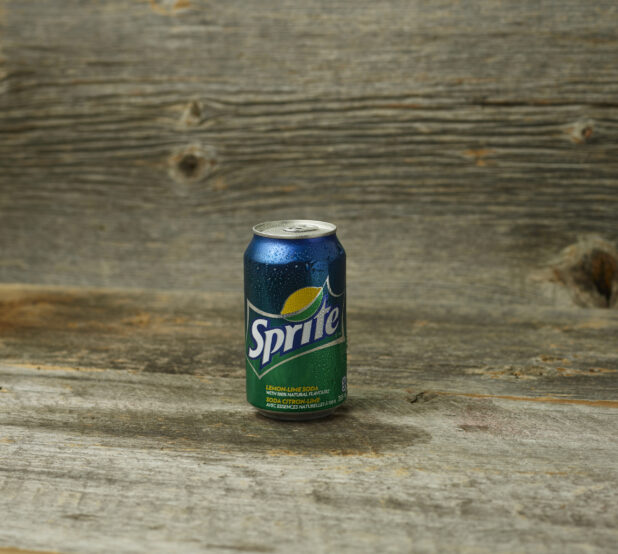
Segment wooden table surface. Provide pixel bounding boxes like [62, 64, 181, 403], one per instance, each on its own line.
[0, 284, 616, 553]
[1, 1, 618, 552]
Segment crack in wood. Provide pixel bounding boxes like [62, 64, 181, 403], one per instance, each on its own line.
[433, 391, 618, 408]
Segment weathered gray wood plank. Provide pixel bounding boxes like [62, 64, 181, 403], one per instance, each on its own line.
[0, 284, 616, 402]
[1, 364, 617, 553]
[0, 0, 617, 295]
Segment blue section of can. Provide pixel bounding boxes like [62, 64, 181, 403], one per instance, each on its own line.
[244, 235, 345, 314]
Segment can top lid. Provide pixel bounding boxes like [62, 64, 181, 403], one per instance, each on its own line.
[253, 219, 336, 239]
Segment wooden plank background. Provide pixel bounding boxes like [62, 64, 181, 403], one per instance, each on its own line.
[0, 1, 617, 553]
[0, 0, 616, 301]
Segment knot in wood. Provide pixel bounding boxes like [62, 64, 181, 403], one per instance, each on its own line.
[149, 0, 191, 16]
[552, 236, 617, 308]
[409, 391, 438, 404]
[567, 119, 594, 144]
[181, 100, 204, 127]
[168, 144, 217, 186]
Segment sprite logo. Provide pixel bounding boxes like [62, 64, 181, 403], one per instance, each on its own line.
[246, 277, 345, 379]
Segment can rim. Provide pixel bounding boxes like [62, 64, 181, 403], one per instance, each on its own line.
[253, 219, 337, 239]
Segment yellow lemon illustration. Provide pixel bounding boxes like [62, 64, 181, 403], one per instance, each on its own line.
[280, 286, 323, 322]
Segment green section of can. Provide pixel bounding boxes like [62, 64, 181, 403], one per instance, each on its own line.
[244, 281, 347, 413]
[246, 342, 347, 413]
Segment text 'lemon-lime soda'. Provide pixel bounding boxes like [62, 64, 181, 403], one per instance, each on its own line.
[244, 220, 346, 421]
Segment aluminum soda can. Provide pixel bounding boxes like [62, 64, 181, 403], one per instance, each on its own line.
[244, 220, 347, 420]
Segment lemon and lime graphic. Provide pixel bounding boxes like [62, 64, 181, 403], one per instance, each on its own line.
[280, 286, 323, 322]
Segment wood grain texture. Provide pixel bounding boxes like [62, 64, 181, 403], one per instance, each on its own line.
[0, 284, 616, 552]
[0, 284, 616, 400]
[1, 364, 617, 554]
[1, 1, 618, 552]
[0, 548, 60, 554]
[0, 0, 617, 300]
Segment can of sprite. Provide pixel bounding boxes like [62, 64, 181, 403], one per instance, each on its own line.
[244, 220, 347, 420]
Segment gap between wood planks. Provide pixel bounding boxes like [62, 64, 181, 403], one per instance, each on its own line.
[0, 548, 61, 554]
[424, 391, 618, 409]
